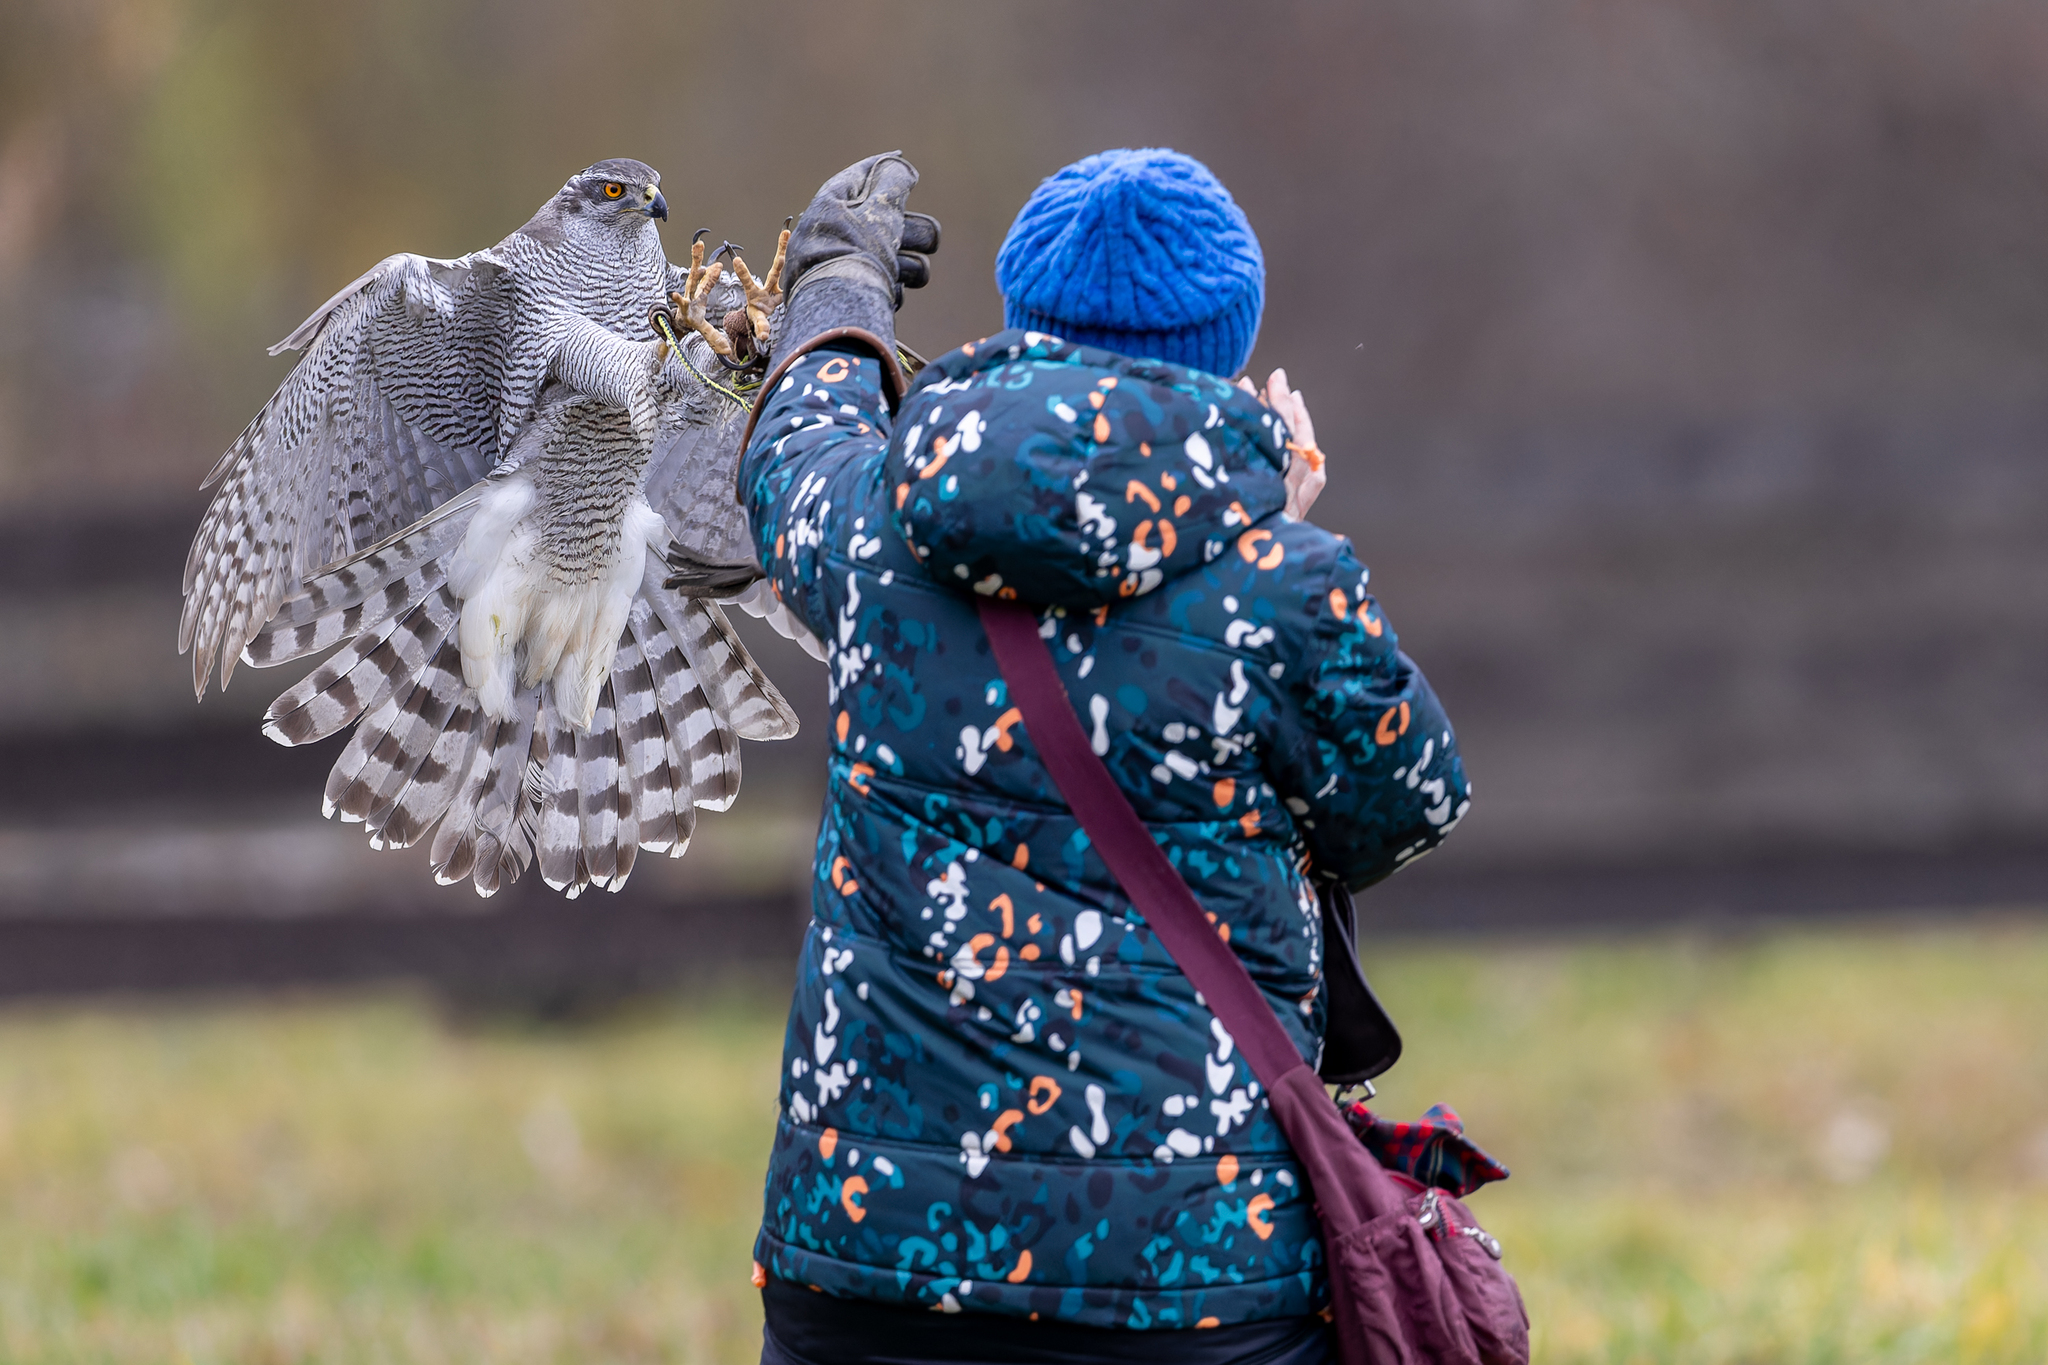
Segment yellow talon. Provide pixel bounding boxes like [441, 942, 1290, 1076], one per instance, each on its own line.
[674, 237, 735, 358]
[730, 227, 788, 347]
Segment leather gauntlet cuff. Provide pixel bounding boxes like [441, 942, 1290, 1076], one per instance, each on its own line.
[775, 267, 896, 364]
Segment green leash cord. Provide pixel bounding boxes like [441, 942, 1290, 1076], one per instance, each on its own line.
[653, 311, 762, 413]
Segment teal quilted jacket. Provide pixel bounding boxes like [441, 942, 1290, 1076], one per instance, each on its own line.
[739, 330, 1470, 1330]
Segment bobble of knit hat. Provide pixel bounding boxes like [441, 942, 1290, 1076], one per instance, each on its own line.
[996, 148, 1264, 379]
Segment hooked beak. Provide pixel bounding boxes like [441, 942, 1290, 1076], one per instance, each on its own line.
[644, 189, 668, 221]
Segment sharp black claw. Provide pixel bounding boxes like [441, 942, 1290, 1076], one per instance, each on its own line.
[662, 545, 767, 597]
[691, 227, 710, 246]
[716, 241, 742, 263]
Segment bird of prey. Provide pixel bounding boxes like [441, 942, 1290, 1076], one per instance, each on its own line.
[183, 162, 817, 897]
[182, 159, 687, 698]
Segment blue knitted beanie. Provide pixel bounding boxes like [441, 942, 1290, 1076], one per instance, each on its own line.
[996, 148, 1263, 379]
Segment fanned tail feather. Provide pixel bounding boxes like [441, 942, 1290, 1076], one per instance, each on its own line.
[371, 694, 482, 851]
[612, 626, 684, 856]
[728, 578, 829, 662]
[624, 603, 698, 859]
[323, 631, 468, 838]
[638, 591, 740, 814]
[429, 712, 504, 888]
[263, 586, 459, 747]
[698, 604, 800, 743]
[574, 685, 632, 892]
[533, 691, 586, 896]
[469, 705, 542, 898]
[647, 550, 800, 743]
[259, 532, 796, 898]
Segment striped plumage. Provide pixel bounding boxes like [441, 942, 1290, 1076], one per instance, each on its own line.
[247, 379, 799, 898]
[186, 156, 823, 897]
[181, 159, 682, 697]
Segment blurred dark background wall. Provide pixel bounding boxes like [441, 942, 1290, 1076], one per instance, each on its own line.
[1, 0, 2044, 969]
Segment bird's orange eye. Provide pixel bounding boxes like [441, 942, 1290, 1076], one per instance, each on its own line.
[604, 183, 624, 199]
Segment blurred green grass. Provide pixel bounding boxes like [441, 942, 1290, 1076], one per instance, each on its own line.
[2, 923, 2046, 1363]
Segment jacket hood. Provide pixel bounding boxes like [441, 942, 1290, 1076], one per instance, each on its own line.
[886, 330, 1291, 608]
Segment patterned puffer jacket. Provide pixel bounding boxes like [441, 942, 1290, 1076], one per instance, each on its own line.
[739, 330, 1470, 1330]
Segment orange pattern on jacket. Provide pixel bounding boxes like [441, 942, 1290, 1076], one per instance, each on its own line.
[840, 1175, 869, 1222]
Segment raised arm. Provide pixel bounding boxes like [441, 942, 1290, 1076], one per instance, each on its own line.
[736, 345, 898, 640]
[733, 152, 940, 639]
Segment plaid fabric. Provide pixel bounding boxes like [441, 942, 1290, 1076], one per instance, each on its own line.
[1343, 1102, 1509, 1198]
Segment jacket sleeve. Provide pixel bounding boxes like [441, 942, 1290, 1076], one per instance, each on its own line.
[736, 344, 895, 642]
[1268, 536, 1472, 891]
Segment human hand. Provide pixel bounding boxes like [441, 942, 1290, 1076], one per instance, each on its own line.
[782, 152, 940, 310]
[1240, 368, 1325, 520]
[771, 153, 940, 401]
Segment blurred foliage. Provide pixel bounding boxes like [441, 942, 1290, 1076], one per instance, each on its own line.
[1, 925, 2046, 1361]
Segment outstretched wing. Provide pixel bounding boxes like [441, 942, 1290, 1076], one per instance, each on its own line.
[646, 334, 828, 662]
[181, 251, 518, 696]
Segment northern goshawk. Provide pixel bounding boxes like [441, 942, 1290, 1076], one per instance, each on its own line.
[182, 160, 817, 897]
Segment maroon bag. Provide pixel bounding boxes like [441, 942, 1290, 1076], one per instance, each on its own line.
[979, 600, 1529, 1365]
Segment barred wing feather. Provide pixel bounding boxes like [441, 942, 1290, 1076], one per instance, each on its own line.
[182, 251, 513, 697]
[645, 386, 828, 663]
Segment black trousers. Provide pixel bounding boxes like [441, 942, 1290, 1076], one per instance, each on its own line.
[759, 1280, 1337, 1365]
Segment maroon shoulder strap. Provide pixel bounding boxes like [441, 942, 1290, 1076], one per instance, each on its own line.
[977, 599, 1309, 1091]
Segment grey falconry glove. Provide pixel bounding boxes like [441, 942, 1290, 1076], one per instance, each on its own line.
[766, 151, 940, 413]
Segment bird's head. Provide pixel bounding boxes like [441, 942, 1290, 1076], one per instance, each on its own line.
[561, 159, 668, 228]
